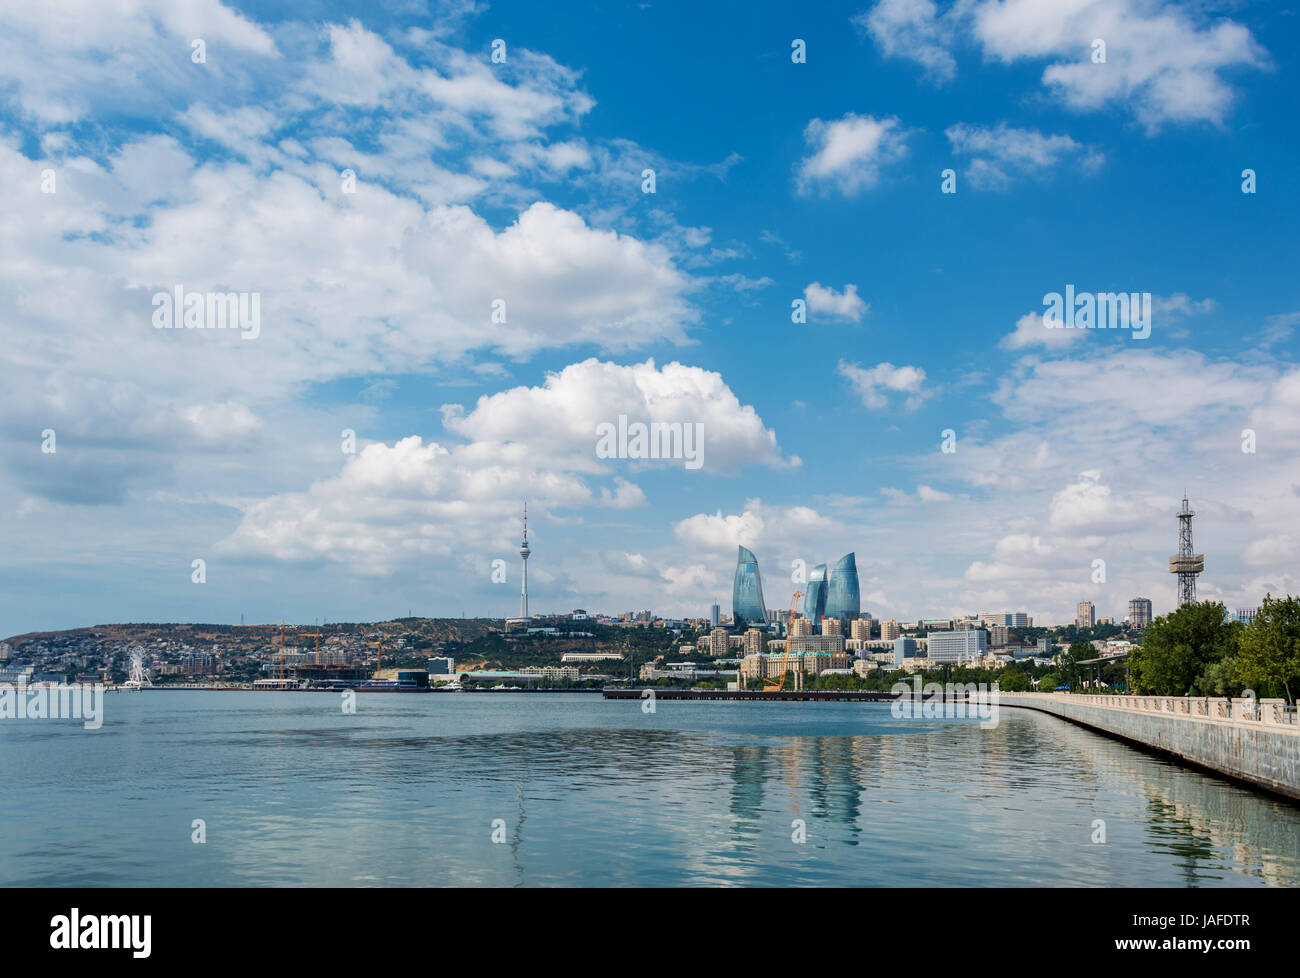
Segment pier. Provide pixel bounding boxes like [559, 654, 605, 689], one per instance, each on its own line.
[603, 688, 899, 702]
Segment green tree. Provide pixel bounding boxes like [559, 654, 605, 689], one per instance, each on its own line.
[1058, 642, 1094, 691]
[998, 667, 1030, 692]
[1128, 601, 1238, 695]
[1234, 594, 1300, 704]
[1198, 657, 1242, 697]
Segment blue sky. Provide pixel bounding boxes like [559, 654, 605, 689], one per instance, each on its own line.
[1, 0, 1298, 633]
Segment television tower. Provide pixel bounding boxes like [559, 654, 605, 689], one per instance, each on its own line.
[1169, 492, 1204, 606]
[519, 501, 530, 619]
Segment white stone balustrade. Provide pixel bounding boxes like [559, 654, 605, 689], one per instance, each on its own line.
[982, 691, 1294, 726]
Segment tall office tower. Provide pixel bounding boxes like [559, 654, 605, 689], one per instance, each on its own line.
[1075, 601, 1095, 628]
[1169, 493, 1205, 606]
[1128, 597, 1153, 630]
[518, 502, 530, 619]
[927, 629, 988, 664]
[893, 636, 918, 666]
[824, 552, 861, 631]
[804, 564, 828, 632]
[732, 546, 769, 629]
[881, 619, 901, 641]
[710, 603, 720, 628]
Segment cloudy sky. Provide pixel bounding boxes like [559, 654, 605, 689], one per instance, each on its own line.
[2, 0, 1297, 633]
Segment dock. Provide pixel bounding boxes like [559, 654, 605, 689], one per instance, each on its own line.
[603, 688, 899, 702]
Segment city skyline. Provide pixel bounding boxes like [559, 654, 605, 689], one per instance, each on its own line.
[2, 1, 1298, 634]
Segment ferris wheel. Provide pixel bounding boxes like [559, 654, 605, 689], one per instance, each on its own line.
[123, 647, 153, 689]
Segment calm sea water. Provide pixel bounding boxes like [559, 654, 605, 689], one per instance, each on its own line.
[2, 691, 1298, 887]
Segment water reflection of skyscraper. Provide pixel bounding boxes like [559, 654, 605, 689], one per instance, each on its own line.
[726, 738, 866, 846]
[728, 746, 768, 844]
[805, 738, 864, 840]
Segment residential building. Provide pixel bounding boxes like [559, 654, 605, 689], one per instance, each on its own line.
[822, 617, 842, 637]
[881, 620, 901, 641]
[1128, 597, 1153, 630]
[1076, 601, 1095, 629]
[852, 659, 879, 679]
[709, 627, 730, 657]
[850, 618, 872, 641]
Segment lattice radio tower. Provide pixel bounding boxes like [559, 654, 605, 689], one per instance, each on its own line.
[1168, 492, 1204, 606]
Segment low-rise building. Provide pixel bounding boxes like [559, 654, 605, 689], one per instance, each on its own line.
[787, 634, 845, 655]
[738, 651, 853, 681]
[560, 652, 625, 663]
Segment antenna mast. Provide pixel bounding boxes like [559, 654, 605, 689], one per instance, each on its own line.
[1169, 492, 1205, 606]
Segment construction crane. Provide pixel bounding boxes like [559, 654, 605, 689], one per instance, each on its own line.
[758, 591, 803, 693]
[785, 592, 803, 653]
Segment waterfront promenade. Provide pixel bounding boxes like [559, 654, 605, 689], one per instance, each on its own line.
[979, 692, 1300, 802]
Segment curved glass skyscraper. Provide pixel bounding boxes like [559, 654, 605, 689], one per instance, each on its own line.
[823, 552, 860, 629]
[804, 564, 827, 630]
[732, 546, 768, 629]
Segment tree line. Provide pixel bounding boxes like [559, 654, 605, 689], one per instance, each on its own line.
[1104, 596, 1299, 702]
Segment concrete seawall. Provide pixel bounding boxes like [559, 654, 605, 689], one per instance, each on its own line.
[981, 693, 1300, 802]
